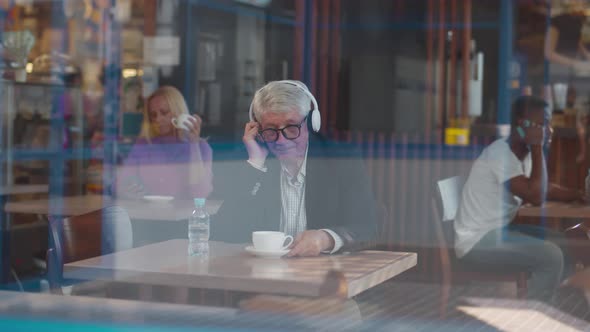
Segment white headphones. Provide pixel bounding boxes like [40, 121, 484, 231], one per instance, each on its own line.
[248, 80, 321, 133]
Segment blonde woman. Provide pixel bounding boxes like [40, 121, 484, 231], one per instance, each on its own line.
[117, 86, 213, 200]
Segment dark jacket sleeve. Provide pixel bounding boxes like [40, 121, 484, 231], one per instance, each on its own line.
[306, 139, 377, 252]
[331, 155, 377, 251]
[210, 159, 277, 243]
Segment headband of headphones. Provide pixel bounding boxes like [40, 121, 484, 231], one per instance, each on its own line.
[248, 80, 321, 133]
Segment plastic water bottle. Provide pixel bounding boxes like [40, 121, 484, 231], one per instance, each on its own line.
[586, 169, 590, 203]
[188, 198, 209, 256]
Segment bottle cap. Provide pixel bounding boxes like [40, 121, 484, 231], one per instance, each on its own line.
[194, 198, 206, 207]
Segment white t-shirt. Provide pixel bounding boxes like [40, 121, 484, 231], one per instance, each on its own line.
[454, 139, 532, 258]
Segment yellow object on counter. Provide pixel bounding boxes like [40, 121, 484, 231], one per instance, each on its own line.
[445, 127, 470, 146]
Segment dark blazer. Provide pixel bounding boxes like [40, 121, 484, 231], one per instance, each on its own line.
[211, 135, 377, 252]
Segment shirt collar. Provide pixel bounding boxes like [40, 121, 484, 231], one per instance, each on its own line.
[280, 143, 308, 185]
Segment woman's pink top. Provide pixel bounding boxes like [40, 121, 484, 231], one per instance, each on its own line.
[117, 136, 213, 199]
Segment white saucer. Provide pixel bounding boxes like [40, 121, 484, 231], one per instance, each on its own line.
[245, 245, 289, 258]
[142, 195, 174, 203]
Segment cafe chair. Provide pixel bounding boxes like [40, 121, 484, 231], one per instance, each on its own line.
[431, 176, 529, 318]
[46, 206, 133, 295]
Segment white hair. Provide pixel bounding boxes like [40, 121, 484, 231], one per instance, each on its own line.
[251, 80, 311, 120]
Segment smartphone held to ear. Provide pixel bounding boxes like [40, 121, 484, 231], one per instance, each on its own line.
[517, 120, 531, 139]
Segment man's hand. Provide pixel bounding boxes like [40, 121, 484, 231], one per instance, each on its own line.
[243, 121, 268, 165]
[286, 230, 335, 257]
[524, 124, 545, 146]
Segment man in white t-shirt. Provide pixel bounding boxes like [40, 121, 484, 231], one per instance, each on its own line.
[455, 96, 583, 300]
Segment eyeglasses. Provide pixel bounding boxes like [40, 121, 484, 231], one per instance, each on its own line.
[258, 116, 307, 143]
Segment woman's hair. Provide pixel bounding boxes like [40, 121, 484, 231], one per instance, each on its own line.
[139, 85, 190, 143]
[251, 80, 311, 121]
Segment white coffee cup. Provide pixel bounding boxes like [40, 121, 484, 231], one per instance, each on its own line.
[171, 114, 196, 131]
[252, 231, 293, 252]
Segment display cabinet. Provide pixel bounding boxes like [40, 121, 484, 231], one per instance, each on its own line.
[0, 80, 85, 283]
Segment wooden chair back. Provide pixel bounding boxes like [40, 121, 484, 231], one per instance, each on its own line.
[433, 176, 465, 223]
[431, 176, 465, 287]
[47, 206, 132, 291]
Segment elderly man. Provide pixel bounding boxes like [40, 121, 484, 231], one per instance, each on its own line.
[212, 80, 376, 257]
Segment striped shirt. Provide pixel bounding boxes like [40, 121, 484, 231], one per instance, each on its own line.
[280, 152, 308, 237]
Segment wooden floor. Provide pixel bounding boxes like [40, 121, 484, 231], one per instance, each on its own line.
[2, 277, 589, 331]
[61, 279, 590, 331]
[355, 280, 590, 331]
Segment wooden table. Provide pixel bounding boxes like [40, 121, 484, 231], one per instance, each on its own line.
[65, 239, 417, 299]
[518, 201, 590, 219]
[0, 184, 49, 195]
[4, 194, 222, 219]
[4, 194, 223, 249]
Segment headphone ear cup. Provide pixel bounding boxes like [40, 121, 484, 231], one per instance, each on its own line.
[309, 109, 321, 132]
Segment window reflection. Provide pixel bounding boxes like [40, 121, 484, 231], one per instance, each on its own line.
[0, 0, 589, 330]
